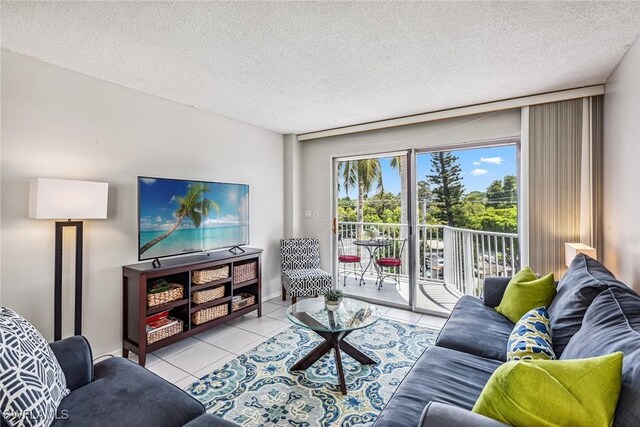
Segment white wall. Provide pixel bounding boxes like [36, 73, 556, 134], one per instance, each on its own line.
[1, 51, 284, 355]
[603, 36, 640, 292]
[283, 134, 301, 238]
[297, 110, 521, 270]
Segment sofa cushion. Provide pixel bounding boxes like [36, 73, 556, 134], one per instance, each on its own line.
[0, 307, 69, 427]
[373, 346, 502, 427]
[495, 267, 556, 323]
[561, 287, 640, 427]
[507, 307, 555, 361]
[548, 254, 629, 356]
[436, 296, 514, 362]
[473, 353, 623, 427]
[53, 357, 204, 427]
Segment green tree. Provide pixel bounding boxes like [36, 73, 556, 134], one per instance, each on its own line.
[465, 191, 487, 204]
[457, 193, 488, 230]
[478, 206, 518, 233]
[503, 175, 517, 206]
[139, 183, 220, 255]
[486, 175, 517, 207]
[486, 179, 504, 207]
[339, 159, 384, 238]
[427, 151, 465, 226]
[337, 199, 357, 222]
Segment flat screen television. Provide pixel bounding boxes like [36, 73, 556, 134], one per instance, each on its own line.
[137, 176, 249, 261]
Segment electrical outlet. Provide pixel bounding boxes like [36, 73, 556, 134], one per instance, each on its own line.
[304, 210, 312, 219]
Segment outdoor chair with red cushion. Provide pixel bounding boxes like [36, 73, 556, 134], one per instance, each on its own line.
[338, 235, 362, 286]
[375, 238, 407, 290]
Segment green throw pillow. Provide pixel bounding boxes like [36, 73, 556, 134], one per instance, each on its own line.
[496, 267, 556, 323]
[473, 352, 623, 427]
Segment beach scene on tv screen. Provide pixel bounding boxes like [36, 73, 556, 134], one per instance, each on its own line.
[138, 177, 249, 259]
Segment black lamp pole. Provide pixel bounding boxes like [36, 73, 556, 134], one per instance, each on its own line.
[54, 220, 83, 341]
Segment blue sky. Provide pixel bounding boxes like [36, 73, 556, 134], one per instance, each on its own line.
[139, 177, 249, 231]
[339, 145, 517, 197]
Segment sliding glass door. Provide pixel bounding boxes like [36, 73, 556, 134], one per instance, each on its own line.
[414, 144, 520, 315]
[334, 152, 412, 308]
[332, 142, 520, 316]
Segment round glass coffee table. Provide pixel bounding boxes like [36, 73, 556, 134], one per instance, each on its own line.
[286, 297, 379, 394]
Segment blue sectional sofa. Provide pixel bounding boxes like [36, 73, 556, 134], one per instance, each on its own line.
[0, 336, 236, 427]
[373, 254, 640, 427]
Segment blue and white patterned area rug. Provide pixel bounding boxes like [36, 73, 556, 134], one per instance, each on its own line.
[185, 318, 439, 427]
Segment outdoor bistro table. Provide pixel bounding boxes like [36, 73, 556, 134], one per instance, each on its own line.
[353, 239, 392, 286]
[286, 297, 379, 394]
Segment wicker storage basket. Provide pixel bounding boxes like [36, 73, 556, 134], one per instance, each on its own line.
[232, 293, 256, 311]
[192, 285, 225, 304]
[192, 303, 229, 325]
[192, 266, 230, 285]
[233, 262, 257, 285]
[147, 319, 183, 344]
[147, 284, 184, 308]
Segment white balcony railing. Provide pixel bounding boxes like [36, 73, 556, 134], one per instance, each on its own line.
[337, 221, 519, 298]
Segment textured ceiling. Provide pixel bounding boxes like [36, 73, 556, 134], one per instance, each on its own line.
[3, 1, 640, 134]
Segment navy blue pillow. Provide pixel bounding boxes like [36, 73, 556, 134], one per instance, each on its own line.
[561, 287, 640, 427]
[548, 254, 629, 356]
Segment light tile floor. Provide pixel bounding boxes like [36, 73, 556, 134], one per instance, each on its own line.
[127, 296, 447, 389]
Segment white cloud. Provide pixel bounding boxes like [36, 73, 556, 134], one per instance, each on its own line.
[202, 215, 240, 225]
[473, 161, 481, 166]
[140, 178, 156, 185]
[238, 194, 249, 221]
[470, 168, 489, 176]
[156, 216, 162, 222]
[480, 156, 503, 165]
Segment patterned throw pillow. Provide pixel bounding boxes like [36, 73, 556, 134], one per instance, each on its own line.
[507, 306, 556, 361]
[0, 307, 69, 427]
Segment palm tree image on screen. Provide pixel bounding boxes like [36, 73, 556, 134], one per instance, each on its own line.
[139, 183, 220, 255]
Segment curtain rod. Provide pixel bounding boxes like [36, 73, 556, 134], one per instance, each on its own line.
[297, 85, 604, 141]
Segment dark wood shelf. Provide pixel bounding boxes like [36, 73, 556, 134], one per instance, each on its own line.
[189, 303, 259, 335]
[190, 296, 232, 313]
[230, 303, 258, 316]
[191, 277, 231, 292]
[146, 330, 190, 353]
[233, 278, 258, 290]
[146, 298, 188, 316]
[123, 248, 263, 367]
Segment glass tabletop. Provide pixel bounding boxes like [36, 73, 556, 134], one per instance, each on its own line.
[353, 239, 392, 247]
[286, 297, 379, 333]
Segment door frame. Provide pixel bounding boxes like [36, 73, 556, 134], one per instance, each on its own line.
[412, 138, 521, 316]
[331, 138, 520, 315]
[332, 150, 414, 310]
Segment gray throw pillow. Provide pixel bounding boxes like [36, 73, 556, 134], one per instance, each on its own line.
[547, 254, 629, 356]
[0, 307, 69, 427]
[561, 288, 640, 427]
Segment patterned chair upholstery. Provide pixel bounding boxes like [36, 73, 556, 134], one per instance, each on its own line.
[280, 238, 333, 304]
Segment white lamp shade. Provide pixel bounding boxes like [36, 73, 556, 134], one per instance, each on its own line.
[29, 177, 108, 219]
[565, 243, 597, 267]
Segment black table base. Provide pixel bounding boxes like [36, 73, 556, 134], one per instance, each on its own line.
[291, 329, 376, 395]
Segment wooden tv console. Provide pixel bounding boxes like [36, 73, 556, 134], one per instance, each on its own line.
[122, 248, 263, 366]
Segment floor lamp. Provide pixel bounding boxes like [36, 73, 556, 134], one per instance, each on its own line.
[29, 177, 109, 341]
[565, 242, 597, 267]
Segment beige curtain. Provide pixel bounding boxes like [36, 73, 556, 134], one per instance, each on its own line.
[527, 97, 603, 278]
[588, 96, 604, 255]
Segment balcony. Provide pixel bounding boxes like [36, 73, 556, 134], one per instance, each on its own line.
[337, 221, 520, 314]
